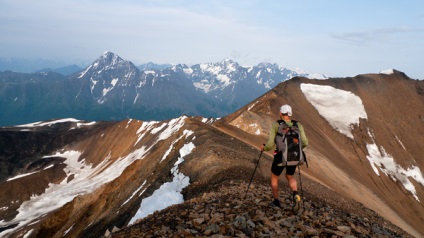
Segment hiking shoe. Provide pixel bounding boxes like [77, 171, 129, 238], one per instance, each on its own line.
[270, 199, 282, 208]
[292, 194, 301, 213]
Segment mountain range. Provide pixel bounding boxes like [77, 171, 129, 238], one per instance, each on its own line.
[0, 52, 326, 126]
[0, 70, 423, 237]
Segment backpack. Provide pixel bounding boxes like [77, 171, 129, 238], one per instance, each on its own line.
[275, 120, 306, 166]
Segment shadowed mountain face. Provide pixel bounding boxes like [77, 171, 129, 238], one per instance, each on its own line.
[0, 52, 325, 127]
[0, 71, 423, 238]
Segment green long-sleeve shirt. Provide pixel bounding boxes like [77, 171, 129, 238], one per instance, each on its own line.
[263, 120, 308, 151]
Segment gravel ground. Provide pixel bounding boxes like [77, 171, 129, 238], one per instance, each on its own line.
[110, 179, 411, 238]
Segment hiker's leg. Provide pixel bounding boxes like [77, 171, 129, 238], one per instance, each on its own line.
[271, 173, 279, 199]
[271, 154, 284, 200]
[286, 166, 297, 192]
[286, 174, 297, 191]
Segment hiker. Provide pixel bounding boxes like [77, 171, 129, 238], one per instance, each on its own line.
[261, 104, 308, 212]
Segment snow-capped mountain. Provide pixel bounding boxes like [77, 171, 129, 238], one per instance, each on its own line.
[180, 59, 321, 94]
[76, 52, 141, 104]
[174, 58, 326, 111]
[0, 52, 325, 126]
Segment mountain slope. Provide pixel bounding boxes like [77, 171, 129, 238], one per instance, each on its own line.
[214, 70, 424, 237]
[0, 71, 422, 238]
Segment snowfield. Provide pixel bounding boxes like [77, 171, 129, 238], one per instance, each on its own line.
[300, 83, 367, 139]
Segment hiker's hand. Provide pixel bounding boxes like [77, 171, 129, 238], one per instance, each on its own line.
[261, 144, 265, 151]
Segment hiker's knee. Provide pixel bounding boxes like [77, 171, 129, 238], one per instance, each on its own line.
[286, 174, 294, 181]
[271, 173, 279, 184]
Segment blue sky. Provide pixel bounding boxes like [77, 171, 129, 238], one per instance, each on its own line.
[0, 0, 423, 78]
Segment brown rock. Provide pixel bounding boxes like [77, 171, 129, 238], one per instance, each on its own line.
[337, 225, 351, 234]
[204, 224, 220, 235]
[192, 217, 205, 228]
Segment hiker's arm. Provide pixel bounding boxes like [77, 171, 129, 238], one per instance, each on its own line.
[299, 123, 308, 148]
[263, 123, 277, 151]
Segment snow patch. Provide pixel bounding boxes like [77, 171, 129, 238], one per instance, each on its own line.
[380, 69, 395, 75]
[248, 101, 259, 111]
[366, 143, 424, 202]
[201, 117, 216, 124]
[90, 79, 97, 93]
[126, 119, 132, 129]
[129, 141, 196, 224]
[15, 118, 95, 128]
[366, 129, 424, 202]
[43, 164, 54, 170]
[63, 224, 74, 236]
[122, 180, 147, 207]
[160, 130, 194, 163]
[102, 78, 119, 97]
[301, 83, 367, 139]
[395, 135, 407, 151]
[7, 171, 39, 181]
[135, 121, 159, 146]
[23, 229, 33, 238]
[156, 116, 187, 142]
[193, 81, 212, 93]
[307, 73, 328, 80]
[216, 74, 231, 87]
[183, 68, 193, 74]
[150, 122, 167, 134]
[78, 65, 92, 78]
[144, 70, 156, 75]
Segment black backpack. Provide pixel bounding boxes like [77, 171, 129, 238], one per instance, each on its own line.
[275, 120, 306, 166]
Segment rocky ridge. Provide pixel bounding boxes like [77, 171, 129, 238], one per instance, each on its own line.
[110, 180, 411, 238]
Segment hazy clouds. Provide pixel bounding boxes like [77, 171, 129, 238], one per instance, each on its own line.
[1, 0, 423, 78]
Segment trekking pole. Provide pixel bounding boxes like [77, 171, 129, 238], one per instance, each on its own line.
[297, 164, 305, 210]
[244, 150, 263, 199]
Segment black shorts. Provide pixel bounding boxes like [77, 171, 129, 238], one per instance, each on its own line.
[271, 152, 297, 176]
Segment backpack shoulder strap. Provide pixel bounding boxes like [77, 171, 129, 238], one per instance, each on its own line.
[276, 120, 286, 136]
[277, 119, 285, 124]
[277, 119, 298, 128]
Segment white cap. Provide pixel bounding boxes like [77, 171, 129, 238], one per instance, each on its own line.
[280, 104, 292, 116]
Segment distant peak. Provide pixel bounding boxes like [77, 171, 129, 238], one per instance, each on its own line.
[102, 51, 114, 57]
[95, 51, 125, 65]
[221, 58, 237, 65]
[100, 51, 119, 59]
[258, 62, 276, 68]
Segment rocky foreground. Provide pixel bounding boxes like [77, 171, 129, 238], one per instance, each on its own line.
[109, 180, 411, 238]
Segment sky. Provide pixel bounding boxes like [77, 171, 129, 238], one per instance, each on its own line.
[0, 0, 423, 78]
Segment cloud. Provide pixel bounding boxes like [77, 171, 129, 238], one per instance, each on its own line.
[332, 26, 424, 45]
[0, 0, 279, 64]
